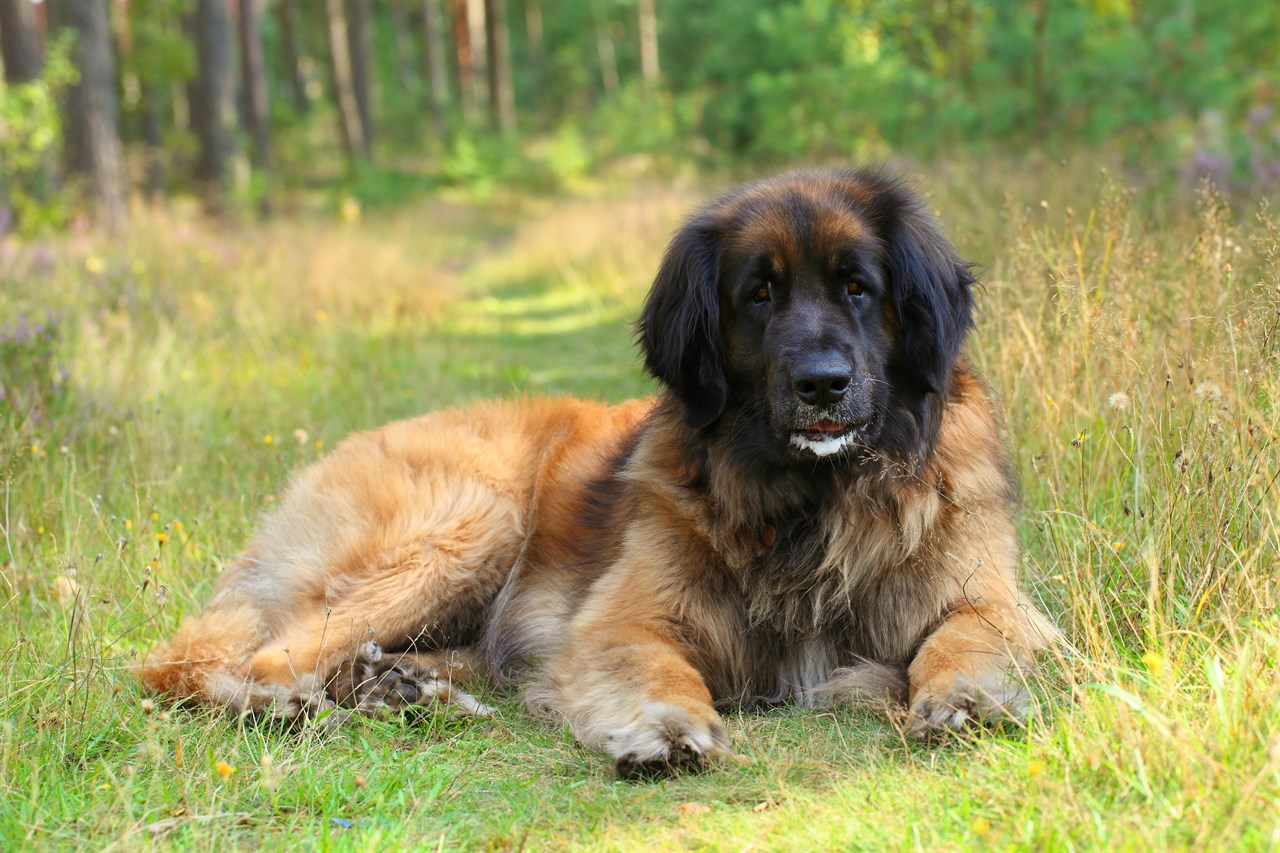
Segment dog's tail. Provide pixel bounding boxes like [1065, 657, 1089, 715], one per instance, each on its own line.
[806, 661, 909, 709]
[137, 591, 272, 707]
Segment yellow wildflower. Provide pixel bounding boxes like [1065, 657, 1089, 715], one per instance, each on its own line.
[1141, 651, 1165, 677]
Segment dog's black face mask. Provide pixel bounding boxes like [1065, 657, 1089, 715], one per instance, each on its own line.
[638, 169, 976, 468]
[716, 197, 893, 463]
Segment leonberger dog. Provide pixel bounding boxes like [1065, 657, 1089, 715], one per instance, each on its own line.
[142, 169, 1058, 777]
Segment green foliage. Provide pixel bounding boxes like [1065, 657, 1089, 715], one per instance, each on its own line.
[120, 0, 196, 88]
[439, 134, 518, 197]
[16, 0, 1271, 220]
[640, 0, 1278, 169]
[341, 0, 1270, 190]
[439, 127, 599, 198]
[583, 84, 685, 162]
[0, 34, 78, 235]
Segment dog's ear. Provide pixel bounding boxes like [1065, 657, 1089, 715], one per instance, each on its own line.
[637, 217, 727, 430]
[872, 179, 976, 396]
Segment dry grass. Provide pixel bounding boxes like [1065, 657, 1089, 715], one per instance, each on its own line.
[973, 173, 1280, 849]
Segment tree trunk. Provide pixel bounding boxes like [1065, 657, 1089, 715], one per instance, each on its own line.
[277, 0, 310, 114]
[188, 0, 234, 205]
[590, 0, 618, 97]
[0, 0, 42, 84]
[484, 0, 514, 134]
[637, 0, 659, 86]
[237, 0, 271, 173]
[523, 0, 543, 113]
[450, 0, 477, 125]
[0, 0, 43, 228]
[140, 82, 165, 198]
[389, 0, 415, 92]
[324, 0, 367, 163]
[465, 0, 488, 126]
[421, 0, 449, 139]
[50, 0, 127, 230]
[347, 0, 374, 157]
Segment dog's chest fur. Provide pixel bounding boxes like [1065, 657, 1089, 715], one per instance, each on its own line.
[697, 466, 937, 704]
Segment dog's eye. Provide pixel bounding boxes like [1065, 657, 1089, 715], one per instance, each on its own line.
[753, 283, 772, 304]
[847, 279, 866, 297]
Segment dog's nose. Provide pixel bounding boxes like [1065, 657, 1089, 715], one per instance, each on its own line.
[791, 358, 852, 406]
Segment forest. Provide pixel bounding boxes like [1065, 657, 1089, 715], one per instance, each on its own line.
[2, 1, 1279, 851]
[1, 0, 1277, 233]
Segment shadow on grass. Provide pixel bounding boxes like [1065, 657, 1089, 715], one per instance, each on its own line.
[190, 697, 994, 850]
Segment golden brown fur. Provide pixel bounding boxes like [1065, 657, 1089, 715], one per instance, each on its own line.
[142, 169, 1058, 776]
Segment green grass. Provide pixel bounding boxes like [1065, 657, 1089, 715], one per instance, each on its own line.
[2, 163, 1278, 850]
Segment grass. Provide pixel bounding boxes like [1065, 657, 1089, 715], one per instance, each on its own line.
[1, 161, 1277, 850]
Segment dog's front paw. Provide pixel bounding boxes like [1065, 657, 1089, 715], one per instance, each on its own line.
[605, 701, 732, 779]
[907, 662, 1032, 737]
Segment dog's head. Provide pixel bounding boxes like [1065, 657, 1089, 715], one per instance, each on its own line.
[638, 169, 975, 465]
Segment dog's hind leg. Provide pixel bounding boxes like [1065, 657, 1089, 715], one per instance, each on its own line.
[144, 474, 526, 722]
[141, 399, 626, 721]
[230, 517, 521, 720]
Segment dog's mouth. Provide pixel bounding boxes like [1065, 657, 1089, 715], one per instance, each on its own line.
[788, 418, 857, 457]
[785, 413, 881, 458]
[794, 418, 853, 442]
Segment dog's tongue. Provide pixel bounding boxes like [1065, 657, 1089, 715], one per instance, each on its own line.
[806, 419, 846, 434]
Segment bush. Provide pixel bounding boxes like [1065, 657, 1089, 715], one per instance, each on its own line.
[0, 34, 78, 236]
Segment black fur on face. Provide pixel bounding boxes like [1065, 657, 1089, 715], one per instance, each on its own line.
[637, 169, 975, 469]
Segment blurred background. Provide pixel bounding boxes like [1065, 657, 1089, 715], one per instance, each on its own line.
[0, 0, 1276, 233]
